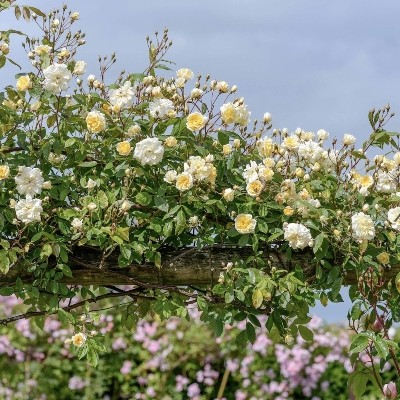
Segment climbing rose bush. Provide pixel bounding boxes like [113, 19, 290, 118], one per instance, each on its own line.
[0, 3, 400, 397]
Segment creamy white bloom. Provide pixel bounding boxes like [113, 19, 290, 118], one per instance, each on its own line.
[85, 178, 97, 190]
[216, 81, 229, 92]
[388, 207, 400, 231]
[190, 88, 203, 99]
[176, 68, 194, 81]
[15, 166, 44, 196]
[283, 223, 313, 250]
[246, 180, 264, 197]
[243, 161, 259, 183]
[263, 112, 272, 123]
[298, 141, 325, 164]
[222, 188, 235, 202]
[120, 200, 133, 212]
[174, 77, 186, 88]
[376, 170, 397, 193]
[184, 156, 215, 182]
[134, 137, 164, 166]
[149, 98, 174, 119]
[235, 104, 251, 126]
[87, 202, 97, 211]
[282, 135, 300, 151]
[43, 63, 72, 94]
[127, 124, 141, 136]
[73, 61, 87, 75]
[256, 137, 274, 158]
[317, 129, 329, 140]
[343, 134, 356, 146]
[34, 44, 51, 56]
[235, 214, 257, 234]
[188, 216, 199, 226]
[109, 81, 135, 109]
[15, 196, 43, 224]
[71, 333, 86, 347]
[351, 212, 375, 241]
[175, 172, 194, 191]
[71, 218, 83, 230]
[308, 199, 321, 208]
[164, 170, 177, 183]
[220, 102, 237, 124]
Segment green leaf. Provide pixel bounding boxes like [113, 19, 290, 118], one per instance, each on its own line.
[87, 347, 99, 367]
[252, 289, 263, 309]
[58, 309, 75, 325]
[235, 330, 248, 346]
[175, 209, 186, 235]
[79, 161, 98, 168]
[374, 336, 389, 359]
[97, 190, 108, 209]
[349, 334, 370, 354]
[135, 192, 152, 206]
[298, 325, 314, 341]
[246, 322, 256, 344]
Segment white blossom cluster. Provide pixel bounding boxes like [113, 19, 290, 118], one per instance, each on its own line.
[14, 167, 44, 224]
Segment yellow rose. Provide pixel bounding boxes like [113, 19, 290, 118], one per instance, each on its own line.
[260, 167, 274, 182]
[116, 141, 132, 156]
[283, 206, 294, 216]
[377, 252, 390, 264]
[356, 175, 373, 188]
[246, 180, 264, 197]
[257, 138, 274, 158]
[235, 213, 257, 234]
[207, 165, 217, 184]
[0, 165, 10, 180]
[71, 333, 86, 347]
[16, 75, 31, 91]
[222, 144, 232, 156]
[186, 112, 208, 131]
[175, 172, 194, 191]
[86, 110, 106, 133]
[282, 136, 300, 151]
[220, 102, 237, 124]
[165, 136, 178, 147]
[127, 124, 141, 137]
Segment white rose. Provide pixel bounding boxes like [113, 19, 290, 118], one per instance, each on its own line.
[164, 170, 177, 183]
[133, 137, 164, 166]
[317, 129, 329, 140]
[15, 196, 43, 224]
[43, 63, 72, 94]
[222, 188, 235, 202]
[73, 61, 87, 75]
[283, 223, 313, 250]
[71, 218, 83, 230]
[15, 166, 44, 197]
[351, 212, 375, 241]
[177, 68, 194, 81]
[343, 134, 356, 146]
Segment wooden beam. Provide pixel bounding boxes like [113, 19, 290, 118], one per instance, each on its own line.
[0, 245, 395, 287]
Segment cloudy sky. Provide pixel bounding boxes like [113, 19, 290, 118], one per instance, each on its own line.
[2, 1, 400, 322]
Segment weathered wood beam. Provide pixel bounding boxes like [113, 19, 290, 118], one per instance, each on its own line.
[0, 245, 396, 287]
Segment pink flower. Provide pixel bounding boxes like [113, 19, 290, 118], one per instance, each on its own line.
[383, 382, 397, 399]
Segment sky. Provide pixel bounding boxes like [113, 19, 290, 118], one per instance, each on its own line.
[2, 0, 400, 322]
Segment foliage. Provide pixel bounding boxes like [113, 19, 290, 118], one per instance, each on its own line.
[1, 2, 400, 396]
[1, 295, 396, 400]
